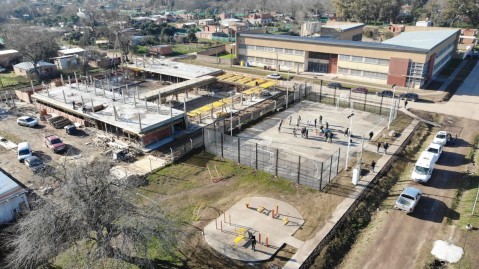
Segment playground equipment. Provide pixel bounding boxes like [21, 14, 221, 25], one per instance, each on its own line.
[233, 227, 248, 246]
[207, 165, 222, 183]
[192, 202, 206, 222]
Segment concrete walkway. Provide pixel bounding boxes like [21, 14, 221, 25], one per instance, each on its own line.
[438, 60, 468, 92]
[283, 119, 420, 269]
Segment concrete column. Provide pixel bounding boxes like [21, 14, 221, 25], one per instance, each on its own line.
[170, 101, 173, 117]
[68, 76, 72, 88]
[62, 89, 66, 103]
[138, 113, 142, 131]
[60, 74, 64, 86]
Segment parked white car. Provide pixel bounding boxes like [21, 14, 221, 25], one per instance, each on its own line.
[426, 143, 443, 163]
[266, 73, 282, 80]
[433, 131, 450, 146]
[17, 116, 38, 127]
[394, 187, 422, 213]
[17, 141, 32, 162]
[412, 151, 436, 183]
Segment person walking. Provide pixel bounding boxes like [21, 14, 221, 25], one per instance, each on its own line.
[289, 115, 292, 125]
[344, 127, 349, 136]
[383, 142, 389, 154]
[319, 115, 323, 124]
[314, 118, 317, 127]
[325, 122, 329, 129]
[293, 128, 297, 137]
[250, 235, 256, 251]
[377, 142, 381, 153]
[278, 119, 283, 132]
[371, 160, 376, 172]
[369, 131, 374, 140]
[404, 100, 409, 109]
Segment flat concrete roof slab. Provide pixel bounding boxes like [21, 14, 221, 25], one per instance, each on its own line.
[124, 59, 223, 79]
[204, 197, 305, 262]
[32, 84, 184, 134]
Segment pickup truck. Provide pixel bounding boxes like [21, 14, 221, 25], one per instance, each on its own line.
[44, 135, 66, 153]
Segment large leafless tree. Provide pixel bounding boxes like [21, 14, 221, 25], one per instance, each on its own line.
[1, 24, 60, 81]
[4, 158, 178, 269]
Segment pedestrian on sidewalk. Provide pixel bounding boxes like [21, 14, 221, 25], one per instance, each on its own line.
[371, 160, 376, 172]
[289, 115, 292, 125]
[369, 131, 374, 140]
[250, 235, 256, 251]
[314, 118, 317, 127]
[383, 142, 389, 154]
[404, 100, 409, 109]
[278, 119, 283, 132]
[319, 115, 323, 124]
[377, 142, 381, 153]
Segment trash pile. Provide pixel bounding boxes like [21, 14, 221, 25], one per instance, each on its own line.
[91, 134, 143, 162]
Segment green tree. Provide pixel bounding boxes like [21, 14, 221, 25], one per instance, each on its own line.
[444, 0, 479, 27]
[187, 28, 197, 43]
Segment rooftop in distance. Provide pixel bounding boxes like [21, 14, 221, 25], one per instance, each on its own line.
[123, 59, 223, 80]
[321, 23, 365, 31]
[382, 29, 459, 50]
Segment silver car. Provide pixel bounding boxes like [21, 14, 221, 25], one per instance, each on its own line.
[17, 116, 38, 127]
[24, 156, 44, 173]
[394, 187, 422, 213]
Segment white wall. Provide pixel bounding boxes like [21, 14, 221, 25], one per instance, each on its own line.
[0, 194, 28, 224]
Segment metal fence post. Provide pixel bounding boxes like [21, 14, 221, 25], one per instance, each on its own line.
[379, 96, 383, 115]
[220, 133, 224, 158]
[329, 154, 333, 183]
[237, 137, 240, 164]
[297, 156, 301, 184]
[319, 80, 323, 103]
[337, 148, 341, 174]
[320, 162, 324, 191]
[363, 93, 367, 111]
[334, 87, 337, 104]
[202, 128, 206, 152]
[255, 143, 258, 170]
[275, 148, 279, 177]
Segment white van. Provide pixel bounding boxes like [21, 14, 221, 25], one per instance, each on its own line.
[17, 142, 32, 162]
[411, 151, 435, 183]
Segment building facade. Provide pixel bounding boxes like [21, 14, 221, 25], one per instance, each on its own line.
[0, 169, 29, 224]
[236, 29, 459, 88]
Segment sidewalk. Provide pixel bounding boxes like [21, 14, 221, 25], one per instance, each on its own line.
[283, 119, 420, 269]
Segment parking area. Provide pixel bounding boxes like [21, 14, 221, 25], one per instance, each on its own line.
[0, 102, 101, 187]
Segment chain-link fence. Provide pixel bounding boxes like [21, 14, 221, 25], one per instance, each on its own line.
[203, 122, 343, 190]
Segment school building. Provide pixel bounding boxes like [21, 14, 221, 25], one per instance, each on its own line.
[236, 29, 460, 89]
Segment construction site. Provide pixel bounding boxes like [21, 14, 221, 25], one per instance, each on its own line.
[29, 58, 283, 151]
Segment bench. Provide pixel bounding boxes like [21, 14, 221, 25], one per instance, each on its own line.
[234, 227, 248, 245]
[283, 217, 289, 225]
[257, 206, 265, 213]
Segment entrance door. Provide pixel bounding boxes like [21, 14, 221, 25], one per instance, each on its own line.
[308, 62, 328, 73]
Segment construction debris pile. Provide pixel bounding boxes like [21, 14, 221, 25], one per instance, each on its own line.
[91, 134, 144, 162]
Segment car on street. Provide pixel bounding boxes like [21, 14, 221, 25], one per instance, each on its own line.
[24, 156, 44, 173]
[266, 73, 282, 80]
[433, 131, 450, 146]
[327, 82, 343, 89]
[399, 93, 419, 102]
[426, 143, 443, 163]
[376, 90, 395, 98]
[394, 186, 422, 213]
[17, 116, 38, 127]
[17, 141, 32, 162]
[351, 87, 368, 94]
[412, 151, 436, 183]
[44, 135, 66, 153]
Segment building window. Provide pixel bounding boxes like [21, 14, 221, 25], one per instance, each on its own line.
[285, 49, 293, 54]
[338, 67, 349, 74]
[351, 56, 363, 63]
[339, 55, 351, 61]
[275, 48, 284, 53]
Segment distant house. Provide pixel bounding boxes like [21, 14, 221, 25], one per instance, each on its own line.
[247, 13, 273, 25]
[149, 45, 173, 56]
[13, 61, 57, 79]
[0, 49, 21, 68]
[199, 18, 215, 26]
[0, 169, 30, 224]
[53, 47, 86, 70]
[460, 29, 479, 45]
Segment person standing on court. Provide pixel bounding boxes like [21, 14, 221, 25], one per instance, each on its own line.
[325, 122, 329, 129]
[289, 115, 292, 125]
[377, 142, 381, 153]
[314, 118, 317, 127]
[278, 119, 283, 132]
[319, 115, 323, 124]
[371, 160, 376, 172]
[369, 131, 374, 140]
[383, 142, 389, 154]
[250, 235, 256, 251]
[404, 100, 409, 109]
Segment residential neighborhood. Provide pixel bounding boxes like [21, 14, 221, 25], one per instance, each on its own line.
[0, 0, 479, 268]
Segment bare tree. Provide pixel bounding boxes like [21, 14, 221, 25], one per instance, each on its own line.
[5, 158, 178, 269]
[1, 24, 60, 81]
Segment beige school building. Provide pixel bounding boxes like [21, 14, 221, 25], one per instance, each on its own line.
[236, 29, 460, 89]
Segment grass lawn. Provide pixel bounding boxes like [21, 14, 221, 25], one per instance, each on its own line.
[0, 72, 30, 89]
[218, 53, 235, 59]
[171, 43, 213, 55]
